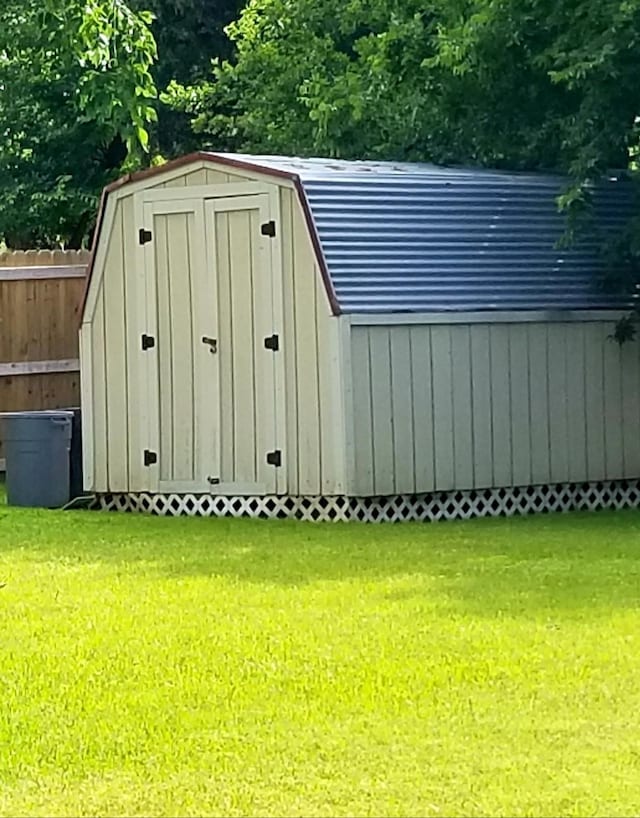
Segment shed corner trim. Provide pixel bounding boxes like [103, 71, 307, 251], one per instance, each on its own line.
[291, 176, 342, 316]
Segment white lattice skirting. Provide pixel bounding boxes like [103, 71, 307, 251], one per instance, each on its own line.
[93, 480, 640, 522]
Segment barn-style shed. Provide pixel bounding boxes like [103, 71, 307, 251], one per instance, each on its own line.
[80, 152, 640, 520]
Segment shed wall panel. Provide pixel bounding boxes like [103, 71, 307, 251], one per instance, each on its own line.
[566, 325, 587, 482]
[103, 204, 129, 490]
[229, 210, 257, 482]
[291, 200, 321, 495]
[409, 325, 435, 492]
[205, 170, 232, 185]
[79, 323, 94, 491]
[390, 327, 415, 493]
[184, 169, 208, 186]
[350, 327, 374, 496]
[163, 174, 187, 189]
[603, 338, 624, 478]
[583, 323, 607, 480]
[146, 166, 245, 190]
[527, 324, 551, 484]
[621, 339, 640, 477]
[369, 327, 395, 495]
[280, 187, 346, 495]
[469, 325, 493, 488]
[121, 194, 146, 491]
[280, 190, 299, 492]
[451, 326, 474, 489]
[489, 325, 512, 487]
[316, 271, 345, 494]
[85, 194, 147, 492]
[547, 324, 570, 481]
[92, 287, 108, 492]
[431, 326, 455, 490]
[168, 213, 196, 481]
[154, 214, 175, 480]
[349, 319, 640, 494]
[509, 325, 531, 486]
[215, 211, 235, 483]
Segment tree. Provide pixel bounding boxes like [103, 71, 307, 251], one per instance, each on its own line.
[169, 0, 640, 174]
[168, 0, 640, 333]
[132, 0, 244, 155]
[0, 0, 157, 248]
[165, 0, 444, 157]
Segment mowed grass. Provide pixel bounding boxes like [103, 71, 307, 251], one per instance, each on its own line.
[1, 500, 640, 817]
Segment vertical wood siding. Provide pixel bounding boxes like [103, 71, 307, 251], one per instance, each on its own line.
[83, 196, 139, 492]
[349, 321, 640, 494]
[122, 194, 146, 492]
[103, 206, 129, 490]
[91, 289, 109, 491]
[149, 168, 246, 189]
[280, 187, 346, 495]
[154, 212, 196, 481]
[211, 203, 276, 489]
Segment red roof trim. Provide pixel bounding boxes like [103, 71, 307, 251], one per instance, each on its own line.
[80, 152, 341, 321]
[291, 176, 341, 315]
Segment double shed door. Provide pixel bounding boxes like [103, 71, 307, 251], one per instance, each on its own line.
[140, 191, 284, 494]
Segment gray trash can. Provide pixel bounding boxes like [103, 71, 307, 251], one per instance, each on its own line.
[1, 410, 73, 508]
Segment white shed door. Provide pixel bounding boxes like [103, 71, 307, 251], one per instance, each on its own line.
[142, 198, 217, 492]
[141, 194, 282, 495]
[204, 194, 281, 495]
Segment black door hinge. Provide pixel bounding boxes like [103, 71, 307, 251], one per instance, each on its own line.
[139, 228, 152, 245]
[143, 449, 157, 466]
[141, 333, 155, 350]
[261, 220, 276, 238]
[264, 333, 279, 352]
[266, 450, 282, 467]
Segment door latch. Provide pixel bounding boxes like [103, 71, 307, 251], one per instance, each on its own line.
[143, 449, 157, 466]
[202, 336, 217, 353]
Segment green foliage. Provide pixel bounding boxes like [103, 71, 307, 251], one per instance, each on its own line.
[165, 0, 444, 158]
[0, 0, 244, 246]
[168, 0, 640, 331]
[132, 0, 243, 155]
[0, 0, 157, 248]
[138, 0, 240, 86]
[170, 0, 640, 172]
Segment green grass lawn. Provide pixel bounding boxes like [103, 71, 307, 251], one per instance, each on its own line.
[1, 498, 640, 817]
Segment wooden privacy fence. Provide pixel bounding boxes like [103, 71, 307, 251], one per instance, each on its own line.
[0, 250, 89, 468]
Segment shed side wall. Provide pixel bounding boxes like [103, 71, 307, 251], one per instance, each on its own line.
[280, 187, 346, 495]
[81, 197, 134, 491]
[81, 193, 146, 493]
[348, 321, 640, 494]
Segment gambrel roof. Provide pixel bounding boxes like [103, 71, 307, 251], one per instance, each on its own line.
[87, 152, 634, 315]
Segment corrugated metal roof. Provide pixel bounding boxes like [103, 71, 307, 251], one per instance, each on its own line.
[216, 153, 635, 313]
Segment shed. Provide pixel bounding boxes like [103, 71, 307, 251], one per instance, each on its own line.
[80, 153, 640, 520]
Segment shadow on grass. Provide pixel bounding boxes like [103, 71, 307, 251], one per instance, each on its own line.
[1, 502, 640, 617]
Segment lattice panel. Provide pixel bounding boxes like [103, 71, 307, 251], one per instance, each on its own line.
[93, 480, 640, 522]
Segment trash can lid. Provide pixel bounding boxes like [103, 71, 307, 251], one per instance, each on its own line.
[0, 410, 74, 420]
